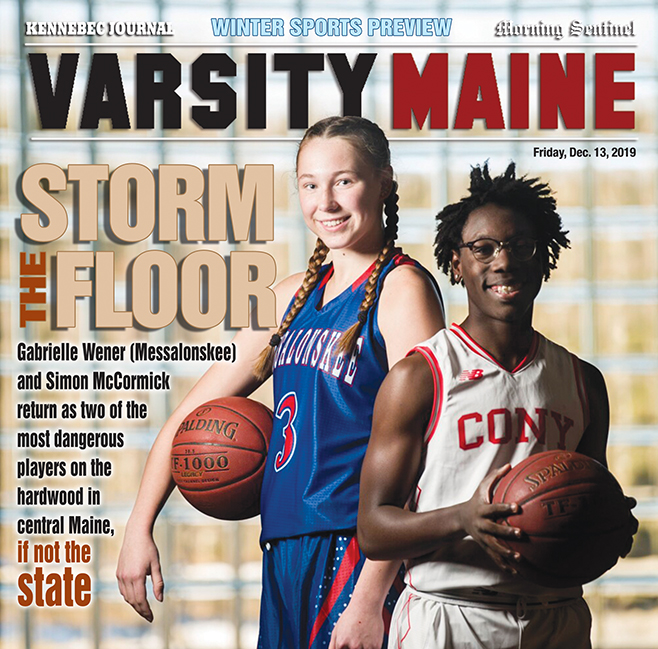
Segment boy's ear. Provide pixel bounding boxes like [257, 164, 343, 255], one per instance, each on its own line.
[451, 251, 462, 284]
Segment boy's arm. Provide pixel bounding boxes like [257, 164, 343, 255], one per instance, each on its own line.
[357, 353, 521, 571]
[575, 359, 610, 465]
[576, 359, 637, 556]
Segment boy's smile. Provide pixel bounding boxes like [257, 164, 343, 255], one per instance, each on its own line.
[453, 204, 543, 326]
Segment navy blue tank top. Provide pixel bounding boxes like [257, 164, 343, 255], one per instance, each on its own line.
[260, 252, 437, 542]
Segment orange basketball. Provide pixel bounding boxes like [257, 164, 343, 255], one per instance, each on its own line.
[492, 450, 632, 588]
[171, 397, 273, 520]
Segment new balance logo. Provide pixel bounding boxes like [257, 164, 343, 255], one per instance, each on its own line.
[459, 369, 484, 381]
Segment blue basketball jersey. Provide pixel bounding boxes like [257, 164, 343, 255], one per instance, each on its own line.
[260, 252, 437, 542]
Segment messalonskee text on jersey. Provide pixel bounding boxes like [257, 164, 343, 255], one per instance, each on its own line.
[272, 328, 362, 385]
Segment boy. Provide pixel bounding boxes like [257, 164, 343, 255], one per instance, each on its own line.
[357, 163, 637, 649]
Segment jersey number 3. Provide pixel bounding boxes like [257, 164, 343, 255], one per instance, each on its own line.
[274, 391, 298, 472]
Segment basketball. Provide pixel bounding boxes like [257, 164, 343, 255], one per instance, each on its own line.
[492, 450, 631, 588]
[171, 397, 273, 520]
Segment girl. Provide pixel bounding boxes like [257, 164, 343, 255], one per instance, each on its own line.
[116, 116, 445, 649]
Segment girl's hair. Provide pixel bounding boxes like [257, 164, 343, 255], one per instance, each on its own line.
[253, 116, 399, 381]
[434, 162, 570, 285]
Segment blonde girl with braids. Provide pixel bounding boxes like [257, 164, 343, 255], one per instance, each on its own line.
[116, 116, 445, 649]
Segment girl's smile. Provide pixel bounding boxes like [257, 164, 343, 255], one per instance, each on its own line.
[296, 136, 389, 255]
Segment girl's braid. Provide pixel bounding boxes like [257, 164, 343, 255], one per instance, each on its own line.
[336, 181, 400, 356]
[253, 238, 329, 381]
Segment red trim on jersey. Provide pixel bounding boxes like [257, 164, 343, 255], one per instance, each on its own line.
[308, 537, 360, 648]
[450, 323, 539, 374]
[351, 260, 377, 291]
[408, 346, 444, 444]
[393, 252, 414, 267]
[306, 250, 413, 299]
[413, 485, 422, 511]
[398, 591, 414, 647]
[393, 570, 406, 595]
[318, 265, 334, 290]
[382, 606, 392, 634]
[350, 249, 410, 291]
[571, 355, 590, 430]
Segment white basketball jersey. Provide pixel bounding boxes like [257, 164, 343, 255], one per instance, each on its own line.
[405, 323, 590, 598]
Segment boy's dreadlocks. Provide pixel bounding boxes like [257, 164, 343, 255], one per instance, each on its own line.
[434, 162, 570, 284]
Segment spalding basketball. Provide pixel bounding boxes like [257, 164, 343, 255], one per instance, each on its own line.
[171, 397, 273, 520]
[492, 450, 631, 588]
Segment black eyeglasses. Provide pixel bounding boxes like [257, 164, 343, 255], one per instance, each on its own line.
[459, 236, 538, 263]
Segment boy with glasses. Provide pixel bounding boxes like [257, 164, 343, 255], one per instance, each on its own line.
[356, 162, 637, 649]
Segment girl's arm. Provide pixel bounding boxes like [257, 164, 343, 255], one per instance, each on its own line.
[330, 265, 445, 649]
[116, 273, 303, 622]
